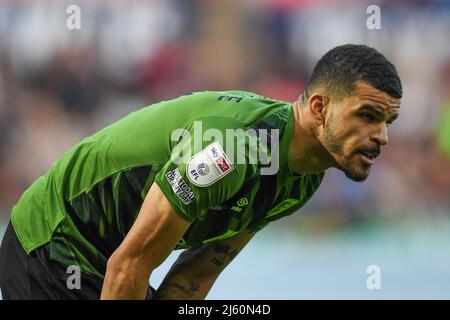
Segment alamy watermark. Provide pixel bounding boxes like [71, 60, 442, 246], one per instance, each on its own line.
[170, 121, 280, 175]
[366, 264, 381, 290]
[66, 5, 81, 30]
[66, 265, 81, 290]
[366, 5, 381, 30]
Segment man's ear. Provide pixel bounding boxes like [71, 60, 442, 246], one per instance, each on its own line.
[308, 93, 330, 126]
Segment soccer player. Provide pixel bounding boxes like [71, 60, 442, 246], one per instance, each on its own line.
[0, 44, 402, 299]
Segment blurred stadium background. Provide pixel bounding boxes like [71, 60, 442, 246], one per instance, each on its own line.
[1, 0, 450, 299]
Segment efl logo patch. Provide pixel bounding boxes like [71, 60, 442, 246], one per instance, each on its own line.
[187, 141, 234, 187]
[165, 168, 196, 205]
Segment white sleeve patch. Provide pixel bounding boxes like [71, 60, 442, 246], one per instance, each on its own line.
[186, 141, 234, 187]
[165, 168, 196, 205]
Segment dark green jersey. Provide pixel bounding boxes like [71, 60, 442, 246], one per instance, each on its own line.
[11, 91, 324, 278]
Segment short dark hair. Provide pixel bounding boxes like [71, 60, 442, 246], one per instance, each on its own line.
[306, 44, 402, 100]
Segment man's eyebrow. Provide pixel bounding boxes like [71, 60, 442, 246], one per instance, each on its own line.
[358, 104, 399, 122]
[387, 113, 399, 123]
[357, 104, 385, 117]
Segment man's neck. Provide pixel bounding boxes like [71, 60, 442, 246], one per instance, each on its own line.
[289, 100, 336, 175]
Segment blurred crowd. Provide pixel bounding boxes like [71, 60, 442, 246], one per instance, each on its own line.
[0, 0, 449, 228]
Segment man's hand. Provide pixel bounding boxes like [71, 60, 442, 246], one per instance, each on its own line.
[100, 183, 191, 299]
[152, 229, 257, 300]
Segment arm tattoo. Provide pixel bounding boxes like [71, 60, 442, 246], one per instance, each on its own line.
[155, 280, 201, 299]
[210, 244, 239, 268]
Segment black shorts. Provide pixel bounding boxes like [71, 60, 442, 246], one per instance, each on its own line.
[0, 221, 155, 300]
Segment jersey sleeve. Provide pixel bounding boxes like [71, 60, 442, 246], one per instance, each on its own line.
[154, 118, 254, 222]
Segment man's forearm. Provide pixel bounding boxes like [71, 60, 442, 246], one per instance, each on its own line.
[101, 269, 150, 299]
[152, 243, 229, 300]
[152, 233, 254, 300]
[101, 253, 151, 300]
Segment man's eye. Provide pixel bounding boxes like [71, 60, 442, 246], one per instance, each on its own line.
[360, 114, 374, 122]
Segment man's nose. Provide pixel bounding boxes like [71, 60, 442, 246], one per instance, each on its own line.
[372, 125, 388, 146]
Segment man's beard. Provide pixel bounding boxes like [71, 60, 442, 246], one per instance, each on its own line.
[343, 164, 369, 182]
[323, 121, 369, 182]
